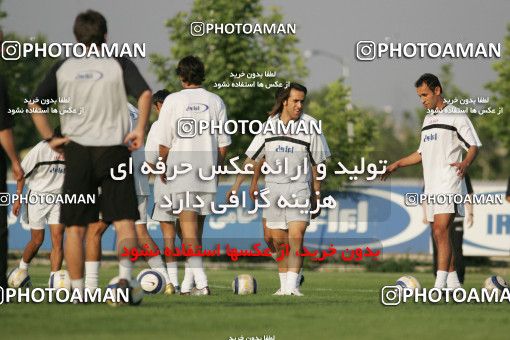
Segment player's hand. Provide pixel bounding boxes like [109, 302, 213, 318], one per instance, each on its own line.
[11, 161, 24, 181]
[226, 186, 238, 203]
[249, 184, 259, 202]
[380, 162, 398, 181]
[49, 136, 70, 154]
[450, 161, 469, 178]
[465, 213, 474, 228]
[12, 200, 21, 216]
[310, 191, 321, 219]
[124, 129, 145, 151]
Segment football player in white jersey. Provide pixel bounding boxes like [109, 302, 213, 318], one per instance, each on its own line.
[382, 73, 481, 290]
[12, 127, 65, 282]
[228, 83, 330, 296]
[157, 56, 231, 295]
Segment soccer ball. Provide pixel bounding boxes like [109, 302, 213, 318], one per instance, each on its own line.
[106, 276, 144, 306]
[7, 268, 32, 288]
[396, 275, 421, 294]
[49, 270, 71, 290]
[136, 269, 166, 294]
[232, 274, 257, 295]
[484, 275, 509, 292]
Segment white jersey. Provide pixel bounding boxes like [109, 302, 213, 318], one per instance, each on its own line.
[21, 141, 65, 193]
[157, 88, 231, 193]
[418, 104, 481, 195]
[145, 119, 167, 202]
[128, 103, 150, 196]
[245, 113, 330, 184]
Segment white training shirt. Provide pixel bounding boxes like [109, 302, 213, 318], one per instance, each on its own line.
[418, 104, 481, 195]
[128, 103, 150, 196]
[21, 141, 65, 193]
[245, 113, 331, 184]
[156, 88, 232, 193]
[145, 119, 168, 202]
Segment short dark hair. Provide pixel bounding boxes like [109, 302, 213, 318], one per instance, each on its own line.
[175, 56, 205, 85]
[152, 89, 171, 104]
[415, 73, 442, 94]
[73, 10, 107, 45]
[268, 82, 307, 116]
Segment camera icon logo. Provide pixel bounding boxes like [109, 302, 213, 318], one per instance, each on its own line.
[1, 41, 21, 61]
[381, 285, 402, 306]
[177, 118, 197, 138]
[356, 41, 376, 61]
[0, 193, 11, 206]
[404, 193, 419, 207]
[190, 22, 206, 37]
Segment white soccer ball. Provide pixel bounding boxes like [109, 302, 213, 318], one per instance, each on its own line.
[7, 268, 32, 288]
[484, 275, 509, 292]
[396, 275, 421, 295]
[136, 269, 167, 294]
[106, 276, 144, 306]
[232, 274, 257, 295]
[49, 270, 71, 290]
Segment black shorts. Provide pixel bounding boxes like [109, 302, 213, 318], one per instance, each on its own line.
[61, 141, 139, 226]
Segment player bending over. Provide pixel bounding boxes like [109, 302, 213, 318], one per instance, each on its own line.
[12, 127, 65, 283]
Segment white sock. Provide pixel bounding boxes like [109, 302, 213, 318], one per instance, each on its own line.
[296, 268, 303, 286]
[19, 259, 29, 270]
[147, 256, 171, 284]
[118, 259, 133, 281]
[434, 270, 448, 288]
[181, 262, 194, 293]
[71, 278, 84, 295]
[188, 257, 207, 290]
[50, 271, 56, 277]
[85, 261, 100, 289]
[286, 271, 299, 293]
[447, 271, 461, 288]
[279, 272, 287, 290]
[165, 262, 179, 287]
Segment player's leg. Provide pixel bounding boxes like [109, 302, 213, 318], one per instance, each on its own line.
[286, 221, 307, 296]
[20, 228, 45, 273]
[431, 226, 438, 278]
[271, 228, 289, 295]
[114, 219, 138, 286]
[452, 221, 465, 284]
[160, 221, 180, 292]
[85, 220, 108, 290]
[446, 220, 463, 288]
[49, 224, 65, 273]
[65, 225, 87, 292]
[263, 218, 277, 257]
[431, 212, 455, 288]
[180, 210, 209, 294]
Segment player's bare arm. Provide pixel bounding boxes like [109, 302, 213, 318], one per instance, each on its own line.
[158, 144, 170, 183]
[226, 156, 257, 202]
[249, 157, 264, 201]
[310, 164, 322, 219]
[450, 146, 478, 178]
[124, 89, 152, 151]
[0, 128, 24, 180]
[30, 106, 69, 153]
[380, 151, 422, 181]
[12, 175, 25, 216]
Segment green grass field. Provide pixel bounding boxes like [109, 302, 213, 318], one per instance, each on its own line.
[1, 265, 510, 340]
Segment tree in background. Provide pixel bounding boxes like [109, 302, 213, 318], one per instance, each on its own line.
[483, 23, 510, 178]
[307, 79, 377, 190]
[0, 0, 54, 153]
[151, 0, 307, 156]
